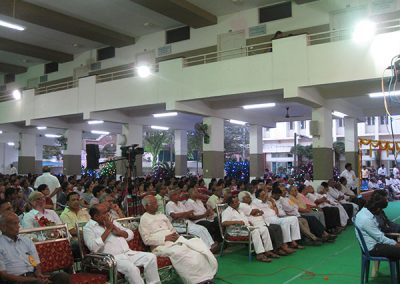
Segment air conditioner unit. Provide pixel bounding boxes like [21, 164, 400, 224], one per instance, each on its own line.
[309, 120, 320, 136]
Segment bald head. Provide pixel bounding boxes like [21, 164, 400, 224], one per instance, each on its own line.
[142, 195, 158, 214]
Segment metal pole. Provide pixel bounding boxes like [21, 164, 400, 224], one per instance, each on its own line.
[294, 132, 297, 169]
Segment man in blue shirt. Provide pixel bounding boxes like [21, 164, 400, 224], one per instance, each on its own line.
[355, 191, 400, 259]
[0, 211, 70, 284]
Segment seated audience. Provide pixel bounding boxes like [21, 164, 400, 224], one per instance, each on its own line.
[155, 184, 168, 214]
[100, 194, 125, 220]
[139, 195, 218, 284]
[0, 211, 70, 284]
[84, 204, 160, 284]
[60, 192, 90, 236]
[37, 184, 54, 209]
[90, 185, 106, 207]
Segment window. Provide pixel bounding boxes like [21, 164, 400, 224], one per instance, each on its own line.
[366, 117, 375, 125]
[338, 118, 343, 127]
[44, 62, 58, 74]
[259, 2, 292, 23]
[300, 121, 306, 129]
[97, 46, 115, 61]
[166, 26, 190, 44]
[380, 116, 388, 125]
[289, 121, 294, 130]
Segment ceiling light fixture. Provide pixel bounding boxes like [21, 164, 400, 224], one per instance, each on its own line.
[12, 89, 21, 100]
[36, 126, 47, 130]
[229, 119, 247, 125]
[0, 19, 25, 31]
[332, 111, 347, 118]
[369, 91, 400, 98]
[87, 120, 104, 125]
[0, 130, 3, 134]
[7, 142, 15, 146]
[353, 19, 376, 43]
[242, 103, 276, 109]
[137, 65, 151, 78]
[153, 112, 178, 118]
[151, 125, 169, 130]
[91, 130, 110, 135]
[45, 134, 62, 138]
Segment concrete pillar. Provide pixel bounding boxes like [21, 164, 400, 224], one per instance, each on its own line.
[203, 117, 224, 179]
[249, 125, 264, 179]
[117, 124, 143, 177]
[344, 117, 359, 175]
[174, 130, 187, 176]
[63, 129, 82, 175]
[35, 142, 43, 174]
[312, 107, 333, 184]
[18, 133, 36, 174]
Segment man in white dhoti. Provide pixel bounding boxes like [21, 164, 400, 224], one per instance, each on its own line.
[221, 196, 273, 262]
[165, 190, 218, 251]
[84, 204, 160, 284]
[253, 189, 303, 250]
[139, 195, 218, 284]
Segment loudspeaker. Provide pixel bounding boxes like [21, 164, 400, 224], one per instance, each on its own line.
[86, 144, 100, 169]
[309, 120, 319, 137]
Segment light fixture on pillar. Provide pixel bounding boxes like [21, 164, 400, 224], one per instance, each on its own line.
[45, 134, 62, 138]
[137, 65, 151, 78]
[7, 142, 15, 146]
[151, 125, 169, 130]
[91, 130, 110, 135]
[153, 112, 178, 117]
[36, 126, 47, 130]
[353, 19, 376, 43]
[87, 120, 104, 125]
[332, 111, 347, 118]
[12, 89, 22, 100]
[229, 119, 247, 125]
[242, 103, 276, 109]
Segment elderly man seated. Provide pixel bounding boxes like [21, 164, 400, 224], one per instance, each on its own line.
[139, 195, 218, 284]
[83, 204, 160, 284]
[165, 190, 218, 251]
[0, 211, 70, 284]
[21, 191, 63, 229]
[221, 196, 273, 262]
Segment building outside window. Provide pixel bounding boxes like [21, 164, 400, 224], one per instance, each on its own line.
[366, 116, 375, 125]
[289, 121, 294, 130]
[380, 115, 388, 125]
[338, 118, 343, 127]
[300, 121, 306, 129]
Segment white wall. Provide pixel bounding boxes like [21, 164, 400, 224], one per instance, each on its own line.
[0, 143, 18, 174]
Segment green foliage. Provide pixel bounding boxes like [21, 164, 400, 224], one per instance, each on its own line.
[333, 141, 345, 167]
[43, 145, 62, 160]
[290, 144, 313, 165]
[152, 161, 175, 180]
[194, 122, 209, 144]
[100, 161, 116, 177]
[187, 130, 203, 160]
[144, 130, 173, 167]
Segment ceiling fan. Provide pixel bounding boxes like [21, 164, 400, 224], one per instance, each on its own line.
[284, 107, 304, 119]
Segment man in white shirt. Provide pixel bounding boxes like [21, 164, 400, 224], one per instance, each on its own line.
[221, 196, 273, 262]
[361, 165, 370, 181]
[378, 164, 387, 178]
[393, 166, 400, 179]
[34, 166, 61, 205]
[139, 195, 218, 284]
[84, 204, 160, 284]
[304, 174, 313, 187]
[21, 191, 62, 229]
[165, 190, 217, 251]
[340, 163, 358, 191]
[9, 163, 17, 175]
[185, 188, 222, 242]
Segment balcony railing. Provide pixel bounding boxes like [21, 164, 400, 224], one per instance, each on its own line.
[96, 64, 159, 83]
[35, 79, 78, 95]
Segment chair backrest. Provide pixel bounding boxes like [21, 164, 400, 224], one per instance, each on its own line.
[216, 203, 228, 239]
[115, 217, 146, 252]
[354, 225, 371, 258]
[19, 224, 74, 273]
[75, 221, 89, 260]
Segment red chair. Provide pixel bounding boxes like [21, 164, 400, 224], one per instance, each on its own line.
[20, 225, 109, 284]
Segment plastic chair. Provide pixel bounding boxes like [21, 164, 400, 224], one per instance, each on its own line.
[354, 225, 399, 284]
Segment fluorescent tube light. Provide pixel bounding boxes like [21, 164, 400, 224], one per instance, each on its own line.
[7, 142, 15, 146]
[45, 134, 62, 138]
[229, 119, 247, 125]
[153, 112, 178, 118]
[151, 125, 169, 130]
[0, 20, 25, 31]
[332, 111, 347, 118]
[0, 130, 3, 134]
[88, 120, 104, 124]
[242, 103, 276, 109]
[37, 126, 47, 130]
[91, 130, 110, 135]
[369, 91, 400, 98]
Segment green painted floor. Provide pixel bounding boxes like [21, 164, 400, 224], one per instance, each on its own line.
[214, 202, 400, 284]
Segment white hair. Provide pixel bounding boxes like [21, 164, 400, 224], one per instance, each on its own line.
[238, 191, 251, 202]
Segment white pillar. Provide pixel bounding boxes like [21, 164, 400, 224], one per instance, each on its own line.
[175, 130, 187, 176]
[344, 117, 359, 175]
[203, 117, 224, 179]
[249, 125, 264, 180]
[18, 133, 36, 174]
[63, 129, 82, 175]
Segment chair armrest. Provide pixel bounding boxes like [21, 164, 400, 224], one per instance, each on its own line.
[82, 253, 117, 283]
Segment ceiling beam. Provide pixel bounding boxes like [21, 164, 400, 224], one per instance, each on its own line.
[132, 0, 217, 28]
[0, 37, 73, 63]
[0, 62, 27, 74]
[0, 0, 135, 47]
